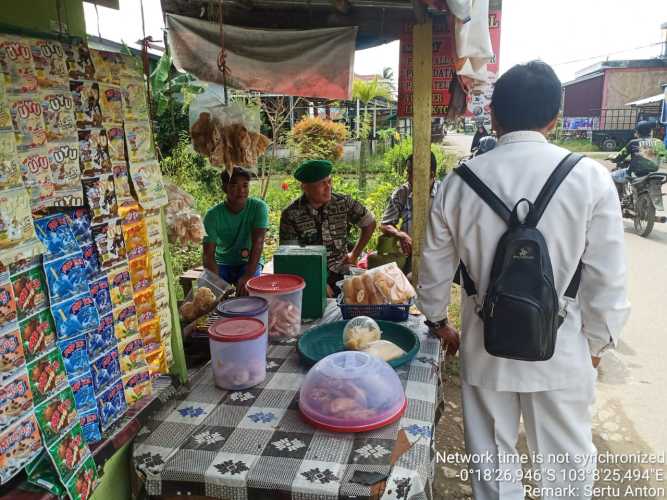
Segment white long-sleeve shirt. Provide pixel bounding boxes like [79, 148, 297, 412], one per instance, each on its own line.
[418, 131, 630, 392]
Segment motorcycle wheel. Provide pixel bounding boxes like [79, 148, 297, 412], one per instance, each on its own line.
[634, 193, 655, 237]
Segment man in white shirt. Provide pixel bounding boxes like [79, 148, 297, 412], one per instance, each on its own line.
[418, 61, 630, 500]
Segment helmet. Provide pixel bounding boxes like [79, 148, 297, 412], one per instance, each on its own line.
[477, 136, 497, 155]
[635, 121, 654, 137]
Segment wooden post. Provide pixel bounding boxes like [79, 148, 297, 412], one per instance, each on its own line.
[410, 19, 432, 283]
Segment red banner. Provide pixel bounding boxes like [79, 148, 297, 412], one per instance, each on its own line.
[397, 8, 503, 119]
[397, 16, 455, 118]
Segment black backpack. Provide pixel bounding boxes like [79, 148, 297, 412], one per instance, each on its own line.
[454, 153, 584, 361]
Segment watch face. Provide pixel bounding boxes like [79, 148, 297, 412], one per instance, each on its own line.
[240, 248, 249, 259]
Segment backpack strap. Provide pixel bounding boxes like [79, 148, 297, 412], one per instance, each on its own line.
[455, 164, 512, 225]
[526, 153, 584, 227]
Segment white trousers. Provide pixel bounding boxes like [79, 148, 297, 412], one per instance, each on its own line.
[461, 380, 597, 500]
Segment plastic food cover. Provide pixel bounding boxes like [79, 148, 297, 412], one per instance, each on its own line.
[299, 351, 406, 432]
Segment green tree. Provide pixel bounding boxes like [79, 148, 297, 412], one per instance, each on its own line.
[352, 78, 390, 190]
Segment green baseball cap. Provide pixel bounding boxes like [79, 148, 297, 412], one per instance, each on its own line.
[294, 160, 333, 183]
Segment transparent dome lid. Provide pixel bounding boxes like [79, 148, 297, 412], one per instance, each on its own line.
[299, 351, 406, 432]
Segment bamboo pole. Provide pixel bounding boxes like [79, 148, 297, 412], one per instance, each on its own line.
[410, 19, 433, 283]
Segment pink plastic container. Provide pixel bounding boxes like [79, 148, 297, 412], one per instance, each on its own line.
[299, 351, 407, 432]
[247, 274, 305, 338]
[208, 317, 267, 390]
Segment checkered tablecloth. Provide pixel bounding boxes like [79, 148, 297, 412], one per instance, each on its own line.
[132, 301, 443, 500]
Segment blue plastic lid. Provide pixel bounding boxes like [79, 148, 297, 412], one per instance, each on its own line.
[217, 296, 269, 318]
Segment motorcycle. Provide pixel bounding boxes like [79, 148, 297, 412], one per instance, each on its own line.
[609, 154, 667, 237]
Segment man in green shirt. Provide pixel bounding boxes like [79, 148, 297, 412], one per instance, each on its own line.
[203, 167, 269, 295]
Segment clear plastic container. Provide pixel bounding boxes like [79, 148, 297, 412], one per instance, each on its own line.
[208, 318, 266, 390]
[247, 274, 305, 338]
[217, 297, 269, 334]
[299, 351, 407, 432]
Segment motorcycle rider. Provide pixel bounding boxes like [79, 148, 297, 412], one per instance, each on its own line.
[611, 121, 660, 199]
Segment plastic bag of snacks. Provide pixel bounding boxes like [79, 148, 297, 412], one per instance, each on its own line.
[178, 269, 231, 324]
[163, 181, 205, 246]
[188, 97, 269, 174]
[342, 262, 415, 305]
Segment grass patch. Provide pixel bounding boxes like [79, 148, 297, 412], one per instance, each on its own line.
[552, 138, 600, 152]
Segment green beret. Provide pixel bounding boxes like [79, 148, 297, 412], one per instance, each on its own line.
[294, 160, 333, 183]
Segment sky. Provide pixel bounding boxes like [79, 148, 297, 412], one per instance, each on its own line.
[85, 0, 667, 84]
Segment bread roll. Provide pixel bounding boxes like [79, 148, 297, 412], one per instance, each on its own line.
[362, 340, 406, 362]
[361, 272, 383, 305]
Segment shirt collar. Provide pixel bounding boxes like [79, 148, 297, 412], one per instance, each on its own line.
[497, 131, 547, 146]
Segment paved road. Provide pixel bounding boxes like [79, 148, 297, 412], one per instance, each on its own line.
[441, 133, 667, 497]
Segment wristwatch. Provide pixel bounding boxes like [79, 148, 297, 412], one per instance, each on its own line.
[424, 318, 448, 330]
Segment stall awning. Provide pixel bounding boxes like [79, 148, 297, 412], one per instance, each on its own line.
[626, 94, 665, 107]
[166, 14, 357, 100]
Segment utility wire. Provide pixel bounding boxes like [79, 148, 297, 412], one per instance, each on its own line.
[552, 41, 664, 66]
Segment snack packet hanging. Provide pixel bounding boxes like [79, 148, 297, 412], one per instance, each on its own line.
[0, 131, 23, 190]
[122, 367, 152, 408]
[18, 147, 54, 209]
[41, 92, 77, 142]
[97, 379, 127, 431]
[19, 309, 57, 363]
[47, 422, 90, 483]
[63, 40, 95, 81]
[106, 125, 126, 162]
[149, 249, 166, 280]
[65, 454, 98, 500]
[29, 39, 68, 90]
[78, 408, 101, 445]
[111, 162, 135, 208]
[133, 286, 157, 325]
[70, 80, 103, 129]
[87, 313, 115, 359]
[112, 303, 139, 341]
[0, 369, 33, 431]
[124, 121, 155, 164]
[99, 84, 123, 123]
[80, 242, 101, 279]
[138, 319, 160, 346]
[0, 414, 43, 485]
[0, 187, 44, 266]
[0, 328, 26, 382]
[57, 333, 90, 379]
[118, 335, 146, 374]
[128, 254, 152, 293]
[34, 213, 80, 264]
[69, 371, 96, 413]
[89, 275, 112, 317]
[8, 254, 41, 277]
[128, 160, 168, 209]
[64, 208, 93, 245]
[0, 36, 38, 94]
[91, 219, 126, 269]
[33, 386, 78, 446]
[51, 293, 100, 340]
[0, 79, 11, 130]
[144, 345, 167, 376]
[44, 253, 89, 303]
[10, 96, 47, 150]
[121, 79, 148, 121]
[11, 265, 48, 321]
[47, 142, 84, 207]
[122, 220, 148, 261]
[26, 347, 68, 405]
[0, 279, 18, 331]
[82, 174, 118, 223]
[91, 347, 121, 394]
[107, 264, 132, 307]
[90, 49, 122, 85]
[78, 128, 111, 177]
[143, 209, 164, 248]
[25, 451, 67, 497]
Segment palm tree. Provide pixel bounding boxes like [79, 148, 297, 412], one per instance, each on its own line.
[352, 78, 390, 189]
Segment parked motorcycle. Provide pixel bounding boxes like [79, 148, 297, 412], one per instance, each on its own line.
[609, 155, 667, 237]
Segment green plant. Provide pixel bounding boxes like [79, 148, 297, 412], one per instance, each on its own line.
[383, 138, 451, 176]
[288, 116, 349, 161]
